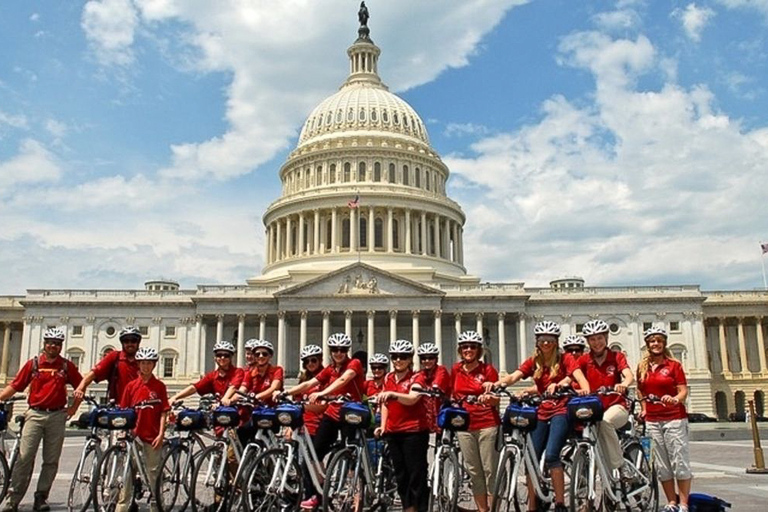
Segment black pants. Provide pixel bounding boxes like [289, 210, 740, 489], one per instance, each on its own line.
[386, 431, 429, 512]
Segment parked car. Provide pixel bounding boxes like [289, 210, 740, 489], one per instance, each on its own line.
[728, 412, 746, 422]
[688, 412, 718, 423]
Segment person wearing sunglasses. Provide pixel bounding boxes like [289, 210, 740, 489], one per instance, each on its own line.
[170, 341, 244, 410]
[376, 340, 429, 512]
[415, 342, 450, 433]
[226, 339, 284, 407]
[451, 330, 500, 512]
[283, 333, 365, 510]
[74, 325, 142, 403]
[491, 321, 589, 512]
[365, 353, 389, 400]
[296, 344, 326, 437]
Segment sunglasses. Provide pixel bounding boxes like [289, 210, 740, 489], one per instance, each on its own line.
[44, 340, 63, 346]
[254, 351, 271, 358]
[419, 356, 437, 361]
[330, 347, 349, 354]
[303, 357, 320, 364]
[390, 354, 411, 361]
[537, 339, 557, 345]
[459, 344, 478, 351]
[565, 348, 583, 353]
[121, 339, 140, 344]
[370, 365, 387, 371]
[215, 353, 232, 359]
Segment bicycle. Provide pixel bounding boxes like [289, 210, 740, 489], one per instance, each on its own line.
[569, 389, 658, 512]
[155, 396, 217, 512]
[0, 396, 27, 504]
[322, 395, 397, 512]
[91, 399, 163, 512]
[66, 396, 114, 512]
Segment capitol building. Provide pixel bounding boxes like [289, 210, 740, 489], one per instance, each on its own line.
[1, 15, 766, 420]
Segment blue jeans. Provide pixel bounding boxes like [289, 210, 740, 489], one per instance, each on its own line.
[531, 413, 569, 469]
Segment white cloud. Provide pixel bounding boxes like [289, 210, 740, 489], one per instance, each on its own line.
[0, 139, 62, 190]
[444, 123, 491, 138]
[717, 0, 768, 17]
[674, 3, 716, 42]
[0, 111, 28, 130]
[81, 0, 139, 67]
[29, 13, 40, 22]
[44, 119, 67, 139]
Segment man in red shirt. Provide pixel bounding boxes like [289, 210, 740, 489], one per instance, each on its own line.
[0, 327, 83, 512]
[415, 342, 450, 433]
[576, 320, 634, 479]
[118, 347, 169, 512]
[74, 325, 142, 403]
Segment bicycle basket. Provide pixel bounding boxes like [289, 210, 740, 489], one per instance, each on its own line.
[503, 403, 538, 432]
[75, 409, 98, 429]
[275, 403, 304, 428]
[567, 396, 604, 423]
[176, 409, 207, 431]
[438, 406, 470, 431]
[252, 406, 280, 432]
[95, 408, 137, 430]
[340, 402, 371, 428]
[212, 406, 240, 428]
[689, 493, 731, 511]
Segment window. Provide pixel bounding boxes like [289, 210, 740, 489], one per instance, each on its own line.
[105, 326, 116, 337]
[360, 217, 367, 248]
[161, 351, 177, 378]
[165, 326, 176, 338]
[388, 163, 396, 183]
[392, 219, 400, 250]
[347, 108, 354, 122]
[359, 108, 366, 122]
[343, 163, 351, 183]
[371, 108, 378, 122]
[139, 325, 149, 337]
[336, 109, 343, 123]
[358, 162, 366, 182]
[609, 323, 621, 334]
[403, 165, 409, 186]
[374, 218, 383, 248]
[415, 168, 421, 188]
[68, 349, 85, 371]
[425, 172, 431, 191]
[382, 110, 389, 123]
[342, 218, 350, 248]
[576, 323, 584, 333]
[71, 325, 83, 337]
[316, 166, 322, 186]
[643, 322, 653, 332]
[374, 162, 381, 182]
[670, 321, 681, 332]
[102, 346, 115, 357]
[329, 164, 336, 184]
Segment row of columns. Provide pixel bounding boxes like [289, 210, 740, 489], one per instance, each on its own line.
[713, 316, 767, 375]
[0, 323, 13, 380]
[265, 207, 464, 266]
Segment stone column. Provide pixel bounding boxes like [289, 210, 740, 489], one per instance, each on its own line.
[433, 215, 440, 258]
[236, 314, 246, 367]
[476, 312, 484, 338]
[452, 222, 458, 262]
[259, 314, 267, 340]
[420, 212, 427, 255]
[350, 208, 357, 252]
[286, 217, 293, 257]
[518, 314, 528, 367]
[389, 310, 397, 343]
[717, 317, 731, 375]
[434, 311, 443, 365]
[497, 312, 507, 374]
[314, 209, 321, 254]
[345, 310, 353, 339]
[300, 310, 308, 355]
[756, 316, 767, 375]
[0, 323, 11, 380]
[368, 207, 375, 253]
[387, 208, 394, 252]
[322, 311, 331, 362]
[454, 313, 462, 339]
[216, 315, 224, 343]
[405, 210, 411, 254]
[195, 316, 204, 376]
[367, 310, 375, 363]
[412, 310, 420, 370]
[331, 208, 338, 253]
[276, 220, 283, 261]
[265, 226, 271, 265]
[298, 213, 305, 256]
[737, 317, 749, 374]
[458, 226, 464, 265]
[443, 217, 451, 260]
[277, 311, 286, 368]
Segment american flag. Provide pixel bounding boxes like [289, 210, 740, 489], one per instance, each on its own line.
[348, 194, 360, 209]
[762, 242, 768, 255]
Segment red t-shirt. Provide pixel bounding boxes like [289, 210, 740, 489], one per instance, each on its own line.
[194, 366, 244, 398]
[364, 378, 385, 399]
[315, 357, 365, 422]
[638, 359, 688, 422]
[562, 353, 582, 391]
[120, 375, 170, 444]
[243, 365, 284, 405]
[301, 373, 327, 436]
[12, 354, 83, 410]
[383, 370, 428, 433]
[450, 362, 501, 431]
[574, 351, 630, 410]
[419, 365, 451, 432]
[518, 356, 574, 420]
[91, 350, 139, 402]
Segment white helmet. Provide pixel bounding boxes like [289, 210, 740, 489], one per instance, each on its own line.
[327, 333, 352, 348]
[119, 325, 142, 342]
[300, 344, 323, 360]
[251, 339, 274, 354]
[562, 335, 587, 349]
[534, 321, 561, 337]
[135, 347, 159, 361]
[582, 319, 610, 336]
[457, 330, 483, 345]
[212, 341, 236, 354]
[417, 342, 440, 356]
[369, 353, 390, 365]
[244, 338, 260, 351]
[389, 339, 414, 354]
[43, 327, 65, 342]
[643, 326, 668, 341]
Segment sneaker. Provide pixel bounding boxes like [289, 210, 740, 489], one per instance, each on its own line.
[300, 495, 320, 510]
[33, 493, 51, 512]
[661, 504, 679, 512]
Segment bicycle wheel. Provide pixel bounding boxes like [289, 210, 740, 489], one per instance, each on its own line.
[68, 441, 101, 512]
[93, 444, 130, 512]
[569, 445, 601, 512]
[491, 449, 520, 512]
[156, 442, 193, 512]
[0, 452, 10, 505]
[244, 447, 302, 512]
[190, 444, 228, 512]
[376, 444, 398, 511]
[427, 448, 459, 512]
[621, 440, 658, 511]
[323, 446, 365, 512]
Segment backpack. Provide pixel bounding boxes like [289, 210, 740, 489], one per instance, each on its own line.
[31, 355, 69, 380]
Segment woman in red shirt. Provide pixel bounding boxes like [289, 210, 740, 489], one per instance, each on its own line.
[416, 342, 451, 433]
[365, 353, 388, 400]
[637, 327, 691, 512]
[296, 344, 326, 437]
[376, 340, 428, 512]
[493, 321, 588, 512]
[451, 330, 500, 512]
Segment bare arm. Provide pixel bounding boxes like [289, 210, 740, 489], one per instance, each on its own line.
[73, 370, 97, 398]
[286, 377, 319, 397]
[255, 378, 282, 402]
[571, 368, 591, 393]
[0, 384, 19, 402]
[498, 369, 525, 387]
[316, 369, 357, 398]
[169, 384, 198, 404]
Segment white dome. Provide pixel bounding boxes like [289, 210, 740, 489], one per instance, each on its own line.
[298, 85, 430, 146]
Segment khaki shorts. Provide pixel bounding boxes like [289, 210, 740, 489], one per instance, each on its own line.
[646, 418, 692, 481]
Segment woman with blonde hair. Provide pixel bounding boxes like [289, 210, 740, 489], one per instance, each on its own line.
[637, 327, 692, 512]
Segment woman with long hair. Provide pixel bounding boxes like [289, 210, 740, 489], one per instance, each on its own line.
[637, 327, 692, 512]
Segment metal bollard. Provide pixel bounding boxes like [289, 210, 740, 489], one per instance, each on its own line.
[746, 399, 768, 474]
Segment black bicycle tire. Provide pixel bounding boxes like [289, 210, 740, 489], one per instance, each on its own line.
[92, 443, 130, 512]
[322, 446, 365, 512]
[189, 444, 227, 512]
[67, 440, 101, 512]
[427, 448, 460, 512]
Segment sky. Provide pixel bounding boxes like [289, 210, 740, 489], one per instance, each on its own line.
[1, 0, 768, 294]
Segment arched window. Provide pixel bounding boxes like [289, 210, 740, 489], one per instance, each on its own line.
[160, 349, 178, 378]
[374, 218, 383, 248]
[305, 168, 310, 188]
[392, 219, 400, 250]
[343, 163, 351, 183]
[329, 164, 336, 184]
[388, 163, 396, 183]
[290, 226, 297, 256]
[374, 162, 381, 182]
[67, 348, 85, 372]
[358, 162, 366, 182]
[342, 218, 350, 248]
[425, 172, 431, 191]
[359, 217, 367, 248]
[316, 166, 323, 186]
[403, 165, 409, 186]
[669, 344, 687, 368]
[101, 346, 115, 358]
[326, 219, 333, 250]
[415, 168, 421, 188]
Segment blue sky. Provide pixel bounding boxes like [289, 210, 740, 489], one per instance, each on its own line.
[1, 0, 768, 294]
